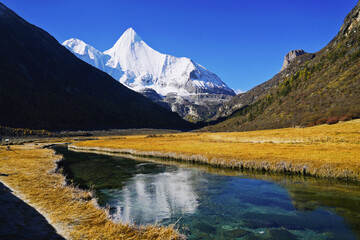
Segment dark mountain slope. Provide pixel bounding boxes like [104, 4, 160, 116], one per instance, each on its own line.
[206, 1, 360, 131]
[0, 3, 193, 131]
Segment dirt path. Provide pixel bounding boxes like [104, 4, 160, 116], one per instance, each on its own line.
[0, 182, 65, 240]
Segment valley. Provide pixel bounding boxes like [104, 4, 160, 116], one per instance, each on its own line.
[0, 1, 360, 240]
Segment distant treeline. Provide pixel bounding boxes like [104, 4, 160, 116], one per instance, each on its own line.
[0, 125, 51, 137]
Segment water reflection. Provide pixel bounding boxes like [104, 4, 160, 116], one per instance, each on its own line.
[57, 146, 360, 240]
[106, 168, 199, 224]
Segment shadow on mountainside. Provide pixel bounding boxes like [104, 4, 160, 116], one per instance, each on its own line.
[0, 182, 64, 240]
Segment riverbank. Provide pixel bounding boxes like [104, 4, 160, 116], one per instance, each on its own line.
[0, 182, 64, 239]
[0, 144, 180, 239]
[70, 119, 360, 181]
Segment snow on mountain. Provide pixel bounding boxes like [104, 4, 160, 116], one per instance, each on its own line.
[62, 38, 123, 79]
[63, 28, 235, 120]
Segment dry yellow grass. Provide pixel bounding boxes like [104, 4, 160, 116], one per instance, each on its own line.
[72, 119, 360, 181]
[0, 144, 180, 240]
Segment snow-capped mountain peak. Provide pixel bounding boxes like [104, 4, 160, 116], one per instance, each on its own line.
[63, 38, 99, 57]
[104, 28, 144, 57]
[103, 28, 164, 76]
[114, 27, 142, 45]
[63, 28, 235, 120]
[63, 38, 109, 71]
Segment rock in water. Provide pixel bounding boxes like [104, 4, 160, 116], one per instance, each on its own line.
[193, 222, 217, 234]
[225, 228, 250, 238]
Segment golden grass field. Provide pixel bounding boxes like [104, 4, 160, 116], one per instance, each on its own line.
[0, 120, 358, 240]
[0, 144, 180, 240]
[72, 119, 360, 181]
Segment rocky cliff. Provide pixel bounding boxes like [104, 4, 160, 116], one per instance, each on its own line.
[281, 49, 307, 71]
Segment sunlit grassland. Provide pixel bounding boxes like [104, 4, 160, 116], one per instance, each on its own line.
[72, 119, 360, 181]
[0, 144, 180, 240]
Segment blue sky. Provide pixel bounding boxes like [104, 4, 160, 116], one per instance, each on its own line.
[2, 0, 357, 92]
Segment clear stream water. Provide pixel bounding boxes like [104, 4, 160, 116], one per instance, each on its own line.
[54, 146, 360, 240]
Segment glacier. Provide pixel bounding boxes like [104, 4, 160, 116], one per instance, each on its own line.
[63, 28, 235, 120]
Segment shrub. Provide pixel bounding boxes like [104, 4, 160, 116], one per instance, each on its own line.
[326, 117, 340, 125]
[306, 122, 315, 127]
[315, 118, 328, 125]
[145, 134, 164, 138]
[339, 113, 357, 121]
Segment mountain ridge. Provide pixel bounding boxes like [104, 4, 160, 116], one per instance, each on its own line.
[0, 2, 193, 131]
[206, 1, 360, 131]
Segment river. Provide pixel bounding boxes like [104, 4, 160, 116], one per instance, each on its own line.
[54, 145, 360, 240]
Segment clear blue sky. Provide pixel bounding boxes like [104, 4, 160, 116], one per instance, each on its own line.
[2, 0, 358, 92]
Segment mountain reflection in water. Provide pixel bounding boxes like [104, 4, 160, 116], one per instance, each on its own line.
[105, 168, 199, 224]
